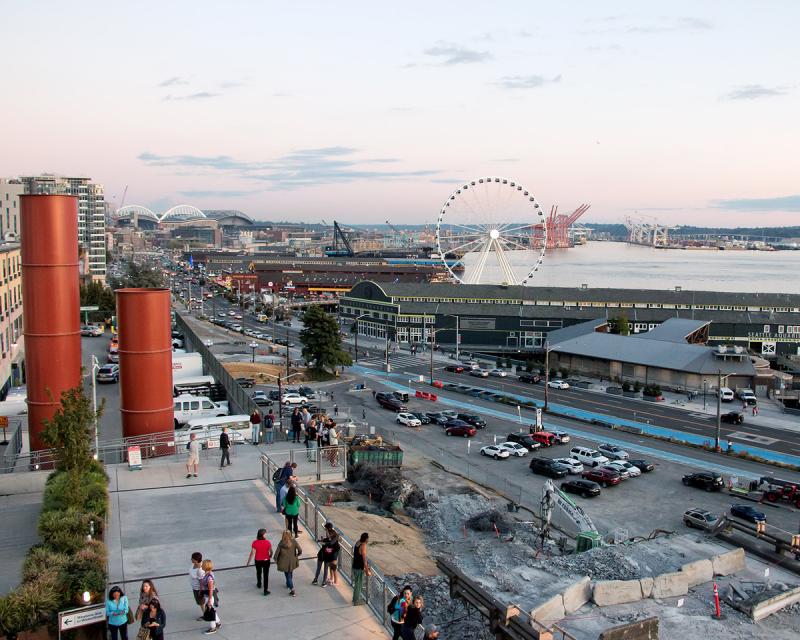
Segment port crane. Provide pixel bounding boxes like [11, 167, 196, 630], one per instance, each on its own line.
[323, 220, 355, 257]
[385, 220, 414, 248]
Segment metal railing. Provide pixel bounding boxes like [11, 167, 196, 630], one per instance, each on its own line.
[1, 419, 24, 474]
[259, 452, 397, 633]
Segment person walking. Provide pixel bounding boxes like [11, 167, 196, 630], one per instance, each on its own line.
[400, 595, 425, 640]
[389, 586, 413, 640]
[264, 409, 275, 445]
[351, 532, 372, 605]
[135, 579, 159, 623]
[273, 530, 302, 597]
[140, 601, 166, 640]
[200, 559, 221, 634]
[328, 425, 339, 466]
[291, 408, 303, 443]
[282, 485, 301, 537]
[219, 427, 231, 468]
[250, 410, 262, 445]
[246, 528, 272, 595]
[105, 586, 130, 640]
[189, 552, 206, 620]
[312, 522, 339, 586]
[186, 433, 200, 479]
[333, 403, 339, 416]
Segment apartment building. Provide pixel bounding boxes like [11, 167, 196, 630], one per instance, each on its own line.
[0, 179, 23, 241]
[20, 174, 106, 281]
[0, 243, 24, 399]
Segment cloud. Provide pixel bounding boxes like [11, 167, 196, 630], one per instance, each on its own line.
[158, 76, 189, 87]
[219, 81, 247, 89]
[138, 148, 442, 190]
[179, 189, 261, 198]
[495, 74, 562, 90]
[163, 91, 221, 101]
[583, 16, 712, 35]
[722, 84, 789, 100]
[423, 42, 492, 65]
[711, 195, 800, 212]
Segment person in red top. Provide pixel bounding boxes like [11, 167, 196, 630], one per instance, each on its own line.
[245, 528, 273, 595]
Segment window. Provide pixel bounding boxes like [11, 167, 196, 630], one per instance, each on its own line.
[190, 401, 199, 410]
[778, 326, 785, 334]
[202, 400, 214, 409]
[763, 325, 770, 334]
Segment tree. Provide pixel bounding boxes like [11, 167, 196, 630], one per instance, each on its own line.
[80, 282, 115, 321]
[609, 314, 630, 336]
[299, 305, 352, 373]
[41, 385, 104, 475]
[111, 262, 163, 289]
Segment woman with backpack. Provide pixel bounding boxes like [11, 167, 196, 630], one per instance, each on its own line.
[282, 485, 301, 537]
[273, 529, 302, 597]
[389, 585, 413, 640]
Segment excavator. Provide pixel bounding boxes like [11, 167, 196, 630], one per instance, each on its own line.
[539, 479, 602, 553]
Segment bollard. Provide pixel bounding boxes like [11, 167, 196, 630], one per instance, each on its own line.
[493, 523, 500, 538]
[711, 581, 725, 619]
[463, 525, 467, 540]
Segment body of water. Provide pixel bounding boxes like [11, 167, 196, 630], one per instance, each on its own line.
[461, 241, 798, 293]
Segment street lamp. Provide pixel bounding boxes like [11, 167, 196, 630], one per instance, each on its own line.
[249, 341, 259, 363]
[90, 355, 101, 457]
[543, 340, 562, 412]
[353, 313, 369, 363]
[444, 314, 460, 362]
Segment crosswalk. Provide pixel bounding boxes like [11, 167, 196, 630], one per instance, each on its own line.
[355, 351, 460, 375]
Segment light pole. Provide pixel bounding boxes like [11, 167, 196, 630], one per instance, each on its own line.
[249, 341, 259, 363]
[544, 341, 551, 412]
[90, 355, 100, 457]
[353, 313, 369, 363]
[444, 314, 460, 361]
[703, 380, 708, 411]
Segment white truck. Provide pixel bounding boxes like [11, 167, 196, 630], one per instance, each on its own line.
[173, 394, 229, 428]
[173, 352, 204, 381]
[174, 415, 249, 448]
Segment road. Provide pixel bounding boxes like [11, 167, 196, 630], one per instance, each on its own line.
[80, 334, 123, 442]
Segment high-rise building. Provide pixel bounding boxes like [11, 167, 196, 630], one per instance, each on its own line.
[20, 174, 106, 281]
[0, 242, 24, 398]
[0, 179, 23, 241]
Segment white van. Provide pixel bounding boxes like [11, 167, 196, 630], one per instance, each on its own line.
[173, 394, 229, 428]
[719, 387, 735, 402]
[569, 446, 610, 468]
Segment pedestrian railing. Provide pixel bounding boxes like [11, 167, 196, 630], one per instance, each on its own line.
[259, 452, 397, 633]
[1, 420, 25, 474]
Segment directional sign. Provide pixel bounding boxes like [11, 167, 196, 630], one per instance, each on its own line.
[59, 604, 106, 631]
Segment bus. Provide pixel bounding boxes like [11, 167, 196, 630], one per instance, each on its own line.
[175, 415, 251, 447]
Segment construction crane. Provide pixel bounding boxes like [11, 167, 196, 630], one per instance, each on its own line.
[540, 479, 601, 553]
[385, 220, 413, 248]
[324, 221, 354, 257]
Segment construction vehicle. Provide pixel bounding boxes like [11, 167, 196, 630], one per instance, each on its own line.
[323, 221, 354, 257]
[760, 477, 800, 508]
[540, 479, 601, 552]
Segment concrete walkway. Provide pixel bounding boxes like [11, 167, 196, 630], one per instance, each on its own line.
[106, 447, 388, 639]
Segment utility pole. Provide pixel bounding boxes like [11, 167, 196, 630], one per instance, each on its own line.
[544, 341, 550, 412]
[286, 326, 290, 377]
[384, 327, 390, 373]
[715, 369, 722, 452]
[429, 326, 435, 385]
[455, 314, 460, 362]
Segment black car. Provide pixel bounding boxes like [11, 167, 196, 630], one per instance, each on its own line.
[235, 377, 255, 388]
[427, 412, 451, 425]
[529, 457, 570, 478]
[457, 413, 486, 428]
[375, 392, 392, 402]
[444, 365, 465, 373]
[682, 471, 724, 492]
[560, 479, 601, 498]
[506, 432, 542, 451]
[411, 412, 431, 424]
[377, 396, 406, 412]
[299, 386, 315, 397]
[730, 504, 766, 523]
[721, 411, 745, 425]
[628, 459, 655, 472]
[268, 389, 282, 401]
[253, 397, 273, 407]
[518, 373, 541, 384]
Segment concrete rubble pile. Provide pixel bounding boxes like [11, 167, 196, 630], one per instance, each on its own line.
[348, 464, 427, 511]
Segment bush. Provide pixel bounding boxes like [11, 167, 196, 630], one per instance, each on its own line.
[21, 546, 68, 583]
[0, 575, 60, 638]
[633, 380, 642, 393]
[38, 509, 93, 555]
[621, 380, 631, 392]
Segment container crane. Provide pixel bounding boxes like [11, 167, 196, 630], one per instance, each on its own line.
[385, 220, 413, 248]
[324, 220, 354, 257]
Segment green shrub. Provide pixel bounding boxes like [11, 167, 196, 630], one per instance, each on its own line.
[621, 380, 631, 392]
[21, 546, 69, 583]
[38, 509, 92, 555]
[57, 550, 107, 609]
[633, 380, 642, 393]
[0, 575, 60, 637]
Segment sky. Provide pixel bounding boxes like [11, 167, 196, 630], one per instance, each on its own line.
[2, 0, 799, 227]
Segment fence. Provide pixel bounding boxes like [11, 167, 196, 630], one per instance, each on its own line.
[259, 445, 348, 485]
[259, 452, 398, 633]
[1, 419, 24, 474]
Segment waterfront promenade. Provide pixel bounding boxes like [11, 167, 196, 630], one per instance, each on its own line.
[106, 447, 389, 639]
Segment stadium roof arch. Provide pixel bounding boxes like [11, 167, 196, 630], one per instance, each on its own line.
[117, 205, 159, 222]
[161, 205, 206, 222]
[203, 209, 254, 225]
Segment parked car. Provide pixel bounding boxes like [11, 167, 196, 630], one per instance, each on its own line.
[95, 364, 119, 383]
[444, 365, 464, 373]
[529, 457, 570, 478]
[721, 411, 744, 425]
[236, 377, 255, 388]
[682, 471, 724, 492]
[518, 373, 541, 384]
[489, 369, 507, 377]
[560, 479, 601, 498]
[582, 467, 622, 487]
[457, 413, 486, 428]
[552, 457, 584, 474]
[411, 412, 431, 424]
[550, 430, 571, 444]
[470, 368, 489, 378]
[377, 396, 406, 412]
[531, 431, 557, 447]
[600, 464, 630, 480]
[597, 443, 629, 461]
[628, 459, 655, 473]
[426, 412, 451, 425]
[547, 379, 570, 389]
[480, 444, 510, 460]
[569, 446, 609, 468]
[443, 418, 472, 430]
[281, 393, 309, 405]
[253, 397, 273, 408]
[498, 442, 529, 457]
[506, 433, 542, 451]
[718, 387, 735, 402]
[81, 324, 103, 337]
[268, 390, 282, 401]
[397, 412, 422, 427]
[107, 351, 120, 364]
[445, 424, 477, 437]
[730, 504, 766, 523]
[683, 508, 719, 530]
[605, 460, 641, 478]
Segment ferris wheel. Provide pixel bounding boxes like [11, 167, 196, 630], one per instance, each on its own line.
[435, 177, 547, 285]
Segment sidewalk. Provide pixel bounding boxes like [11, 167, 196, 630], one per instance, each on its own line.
[106, 446, 388, 639]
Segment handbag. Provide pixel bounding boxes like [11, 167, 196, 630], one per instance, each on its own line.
[136, 627, 150, 640]
[203, 605, 217, 622]
[126, 608, 135, 625]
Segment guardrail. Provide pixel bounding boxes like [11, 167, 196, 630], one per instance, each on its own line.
[259, 452, 397, 633]
[1, 419, 24, 474]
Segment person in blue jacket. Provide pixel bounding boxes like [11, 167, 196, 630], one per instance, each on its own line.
[106, 585, 130, 640]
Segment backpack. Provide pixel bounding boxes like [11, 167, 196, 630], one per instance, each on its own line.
[272, 468, 281, 482]
[387, 594, 399, 615]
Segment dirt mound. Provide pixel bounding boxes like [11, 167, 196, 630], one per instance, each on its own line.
[349, 464, 427, 511]
[465, 509, 514, 534]
[223, 362, 310, 381]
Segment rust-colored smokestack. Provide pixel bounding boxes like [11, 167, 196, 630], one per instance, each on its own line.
[117, 289, 173, 437]
[20, 195, 82, 451]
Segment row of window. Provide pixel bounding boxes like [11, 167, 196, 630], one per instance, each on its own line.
[1, 253, 21, 280]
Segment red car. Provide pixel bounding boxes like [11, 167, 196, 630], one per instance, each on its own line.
[582, 467, 621, 487]
[445, 424, 477, 438]
[444, 365, 465, 373]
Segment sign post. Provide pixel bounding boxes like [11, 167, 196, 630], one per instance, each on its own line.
[127, 445, 142, 470]
[58, 604, 106, 640]
[0, 415, 8, 445]
[535, 408, 543, 431]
